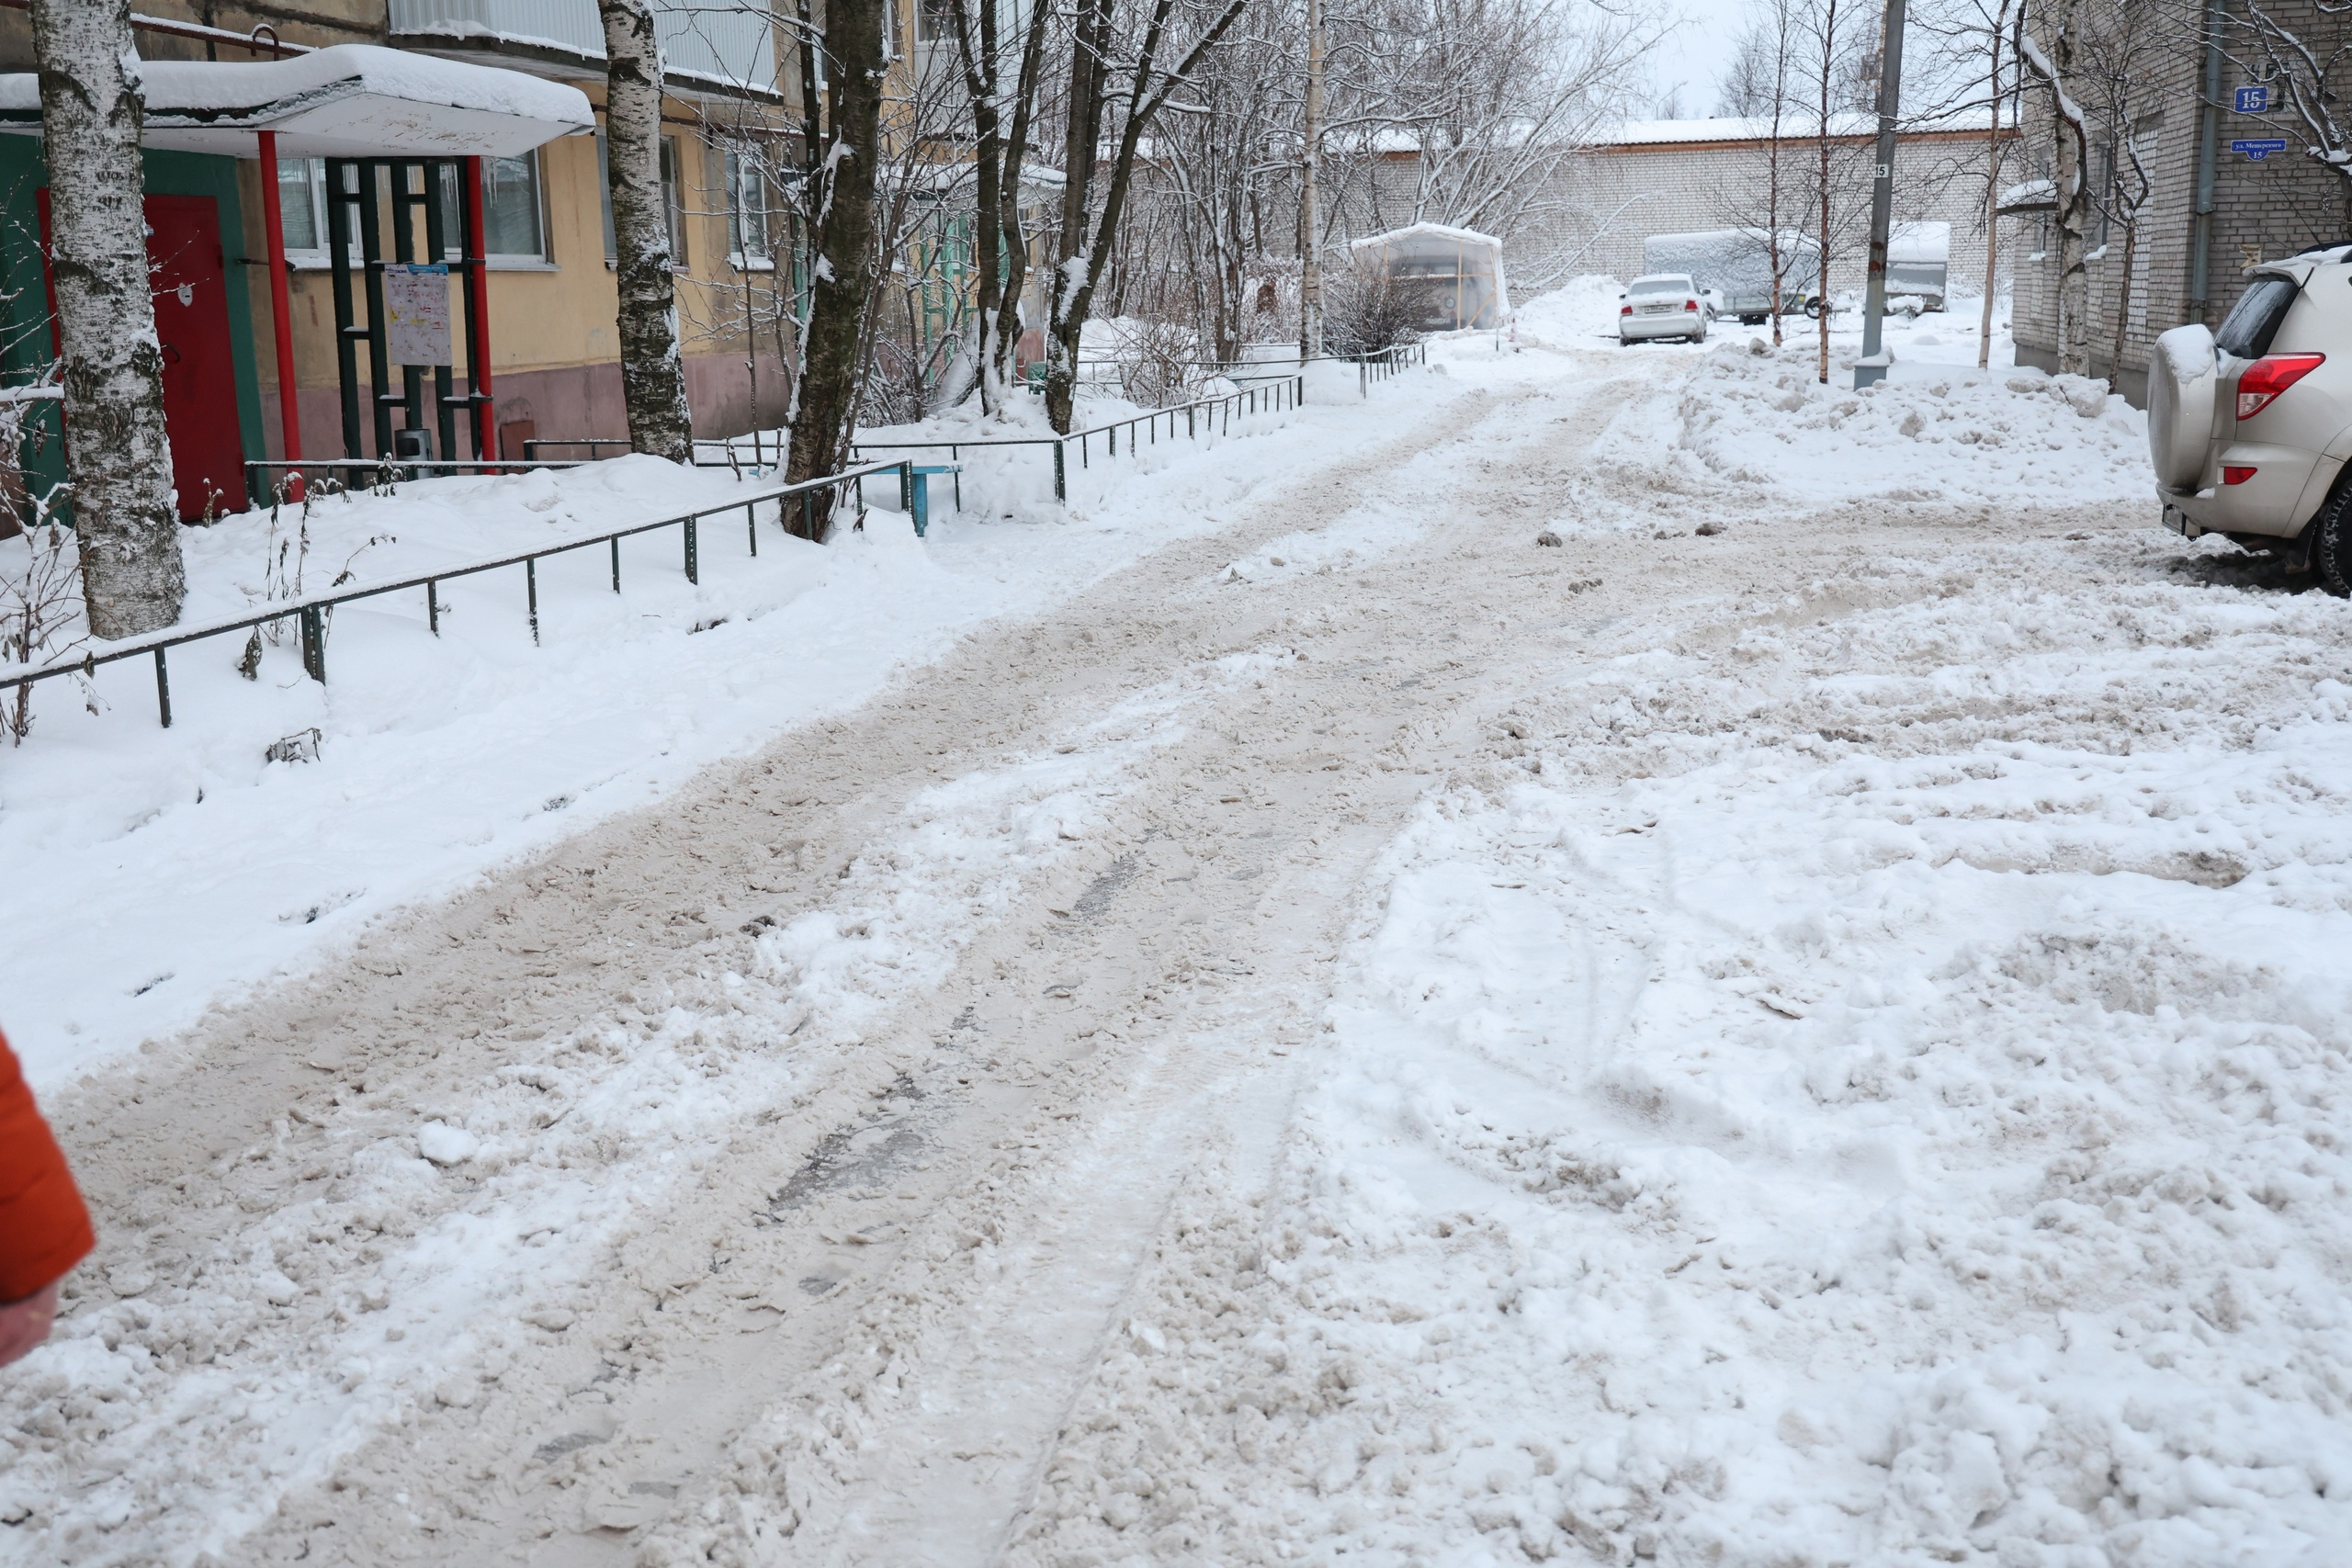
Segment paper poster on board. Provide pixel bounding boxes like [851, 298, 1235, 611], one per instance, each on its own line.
[383, 264, 452, 367]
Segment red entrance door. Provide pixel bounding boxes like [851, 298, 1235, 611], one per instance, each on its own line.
[40, 192, 245, 522]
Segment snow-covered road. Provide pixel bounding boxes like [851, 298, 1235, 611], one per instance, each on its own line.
[11, 323, 2351, 1568]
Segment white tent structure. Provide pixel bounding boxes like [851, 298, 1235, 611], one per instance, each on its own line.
[1350, 223, 1510, 333]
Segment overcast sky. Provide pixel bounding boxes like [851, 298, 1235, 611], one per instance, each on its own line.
[1645, 0, 1756, 119]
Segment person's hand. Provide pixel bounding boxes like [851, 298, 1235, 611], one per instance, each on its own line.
[0, 1281, 60, 1369]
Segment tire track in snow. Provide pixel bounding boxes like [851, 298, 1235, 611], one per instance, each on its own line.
[2, 379, 1525, 1567]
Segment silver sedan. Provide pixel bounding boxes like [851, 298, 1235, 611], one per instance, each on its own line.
[1619, 274, 1709, 344]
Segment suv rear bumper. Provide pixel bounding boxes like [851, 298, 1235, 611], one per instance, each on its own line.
[2160, 446, 2342, 540]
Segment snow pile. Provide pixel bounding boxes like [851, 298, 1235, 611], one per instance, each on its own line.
[1512, 275, 1629, 348]
[1675, 341, 2150, 506]
[1010, 535, 2352, 1568]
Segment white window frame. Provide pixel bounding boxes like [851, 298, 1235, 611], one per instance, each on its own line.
[725, 149, 775, 272]
[599, 131, 691, 273]
[271, 154, 550, 270]
[449, 152, 554, 269]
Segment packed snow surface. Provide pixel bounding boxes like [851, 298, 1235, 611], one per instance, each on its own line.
[1013, 534, 2352, 1568]
[0, 389, 1393, 1091]
[7, 281, 2352, 1568]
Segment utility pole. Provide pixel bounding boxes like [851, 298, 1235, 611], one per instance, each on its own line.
[1297, 0, 1325, 361]
[1855, 0, 1907, 389]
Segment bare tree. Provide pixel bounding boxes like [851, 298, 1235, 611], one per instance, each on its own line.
[1328, 0, 1655, 282]
[1717, 0, 1804, 345]
[2018, 0, 2092, 376]
[946, 0, 1057, 412]
[1043, 0, 1252, 434]
[783, 0, 890, 531]
[2079, 0, 2159, 381]
[1976, 0, 2013, 370]
[1794, 0, 1877, 381]
[30, 0, 183, 637]
[600, 0, 696, 461]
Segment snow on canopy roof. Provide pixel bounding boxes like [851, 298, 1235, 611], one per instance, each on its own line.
[0, 45, 593, 159]
[1890, 220, 1951, 263]
[1350, 221, 1502, 253]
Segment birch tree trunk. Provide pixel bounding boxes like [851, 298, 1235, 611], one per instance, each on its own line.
[1815, 0, 1837, 385]
[783, 0, 888, 536]
[598, 0, 695, 462]
[32, 0, 183, 638]
[1045, 0, 1250, 434]
[2021, 2, 2088, 377]
[1296, 0, 1324, 361]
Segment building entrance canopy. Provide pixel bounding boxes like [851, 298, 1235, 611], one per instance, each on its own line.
[0, 45, 594, 491]
[0, 44, 593, 160]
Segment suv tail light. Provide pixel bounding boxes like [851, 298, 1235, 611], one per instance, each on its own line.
[1621, 304, 1632, 316]
[1685, 299, 1699, 312]
[2223, 466, 2258, 485]
[2237, 353, 2325, 419]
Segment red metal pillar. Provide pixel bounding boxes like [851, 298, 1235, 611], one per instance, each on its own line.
[463, 155, 496, 460]
[256, 130, 302, 495]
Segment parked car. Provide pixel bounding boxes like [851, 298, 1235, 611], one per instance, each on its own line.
[1619, 274, 1708, 344]
[1642, 229, 1821, 324]
[2149, 243, 2352, 592]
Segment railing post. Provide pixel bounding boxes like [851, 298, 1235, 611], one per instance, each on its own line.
[610, 536, 621, 592]
[153, 648, 171, 728]
[526, 557, 540, 645]
[427, 578, 440, 634]
[746, 501, 757, 557]
[1054, 440, 1067, 502]
[684, 517, 699, 584]
[300, 604, 325, 683]
[899, 459, 912, 515]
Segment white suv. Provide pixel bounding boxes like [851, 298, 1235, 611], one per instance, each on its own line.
[2149, 244, 2352, 591]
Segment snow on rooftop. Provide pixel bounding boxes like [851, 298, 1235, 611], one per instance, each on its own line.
[1599, 107, 1999, 148]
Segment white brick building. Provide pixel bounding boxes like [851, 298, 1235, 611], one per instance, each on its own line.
[1335, 115, 2018, 305]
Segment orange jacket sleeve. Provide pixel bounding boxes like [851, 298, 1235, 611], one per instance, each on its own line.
[0, 1032, 93, 1303]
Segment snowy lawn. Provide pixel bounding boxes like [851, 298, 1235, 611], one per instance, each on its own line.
[0, 369, 1465, 1091]
[1020, 529, 2352, 1566]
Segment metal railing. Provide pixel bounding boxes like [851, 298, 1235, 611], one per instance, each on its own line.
[521, 437, 635, 461]
[2, 458, 915, 734]
[1216, 341, 1428, 396]
[844, 375, 1306, 502]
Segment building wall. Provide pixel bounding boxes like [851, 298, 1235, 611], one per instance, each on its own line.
[2010, 0, 2352, 404]
[1329, 127, 2017, 306]
[3, 0, 798, 472]
[0, 140, 269, 521]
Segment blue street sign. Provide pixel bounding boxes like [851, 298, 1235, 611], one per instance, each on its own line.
[2233, 139, 2290, 161]
[2235, 85, 2271, 113]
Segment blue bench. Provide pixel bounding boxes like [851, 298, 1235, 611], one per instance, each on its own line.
[907, 463, 961, 536]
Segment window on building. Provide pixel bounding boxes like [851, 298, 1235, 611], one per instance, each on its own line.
[724, 149, 774, 269]
[277, 156, 324, 254]
[435, 153, 548, 263]
[916, 0, 960, 45]
[272, 156, 545, 265]
[599, 132, 689, 268]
